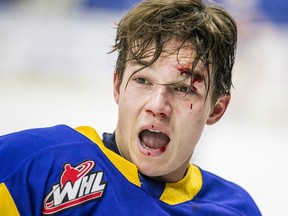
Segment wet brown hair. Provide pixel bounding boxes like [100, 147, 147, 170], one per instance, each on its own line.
[110, 0, 237, 103]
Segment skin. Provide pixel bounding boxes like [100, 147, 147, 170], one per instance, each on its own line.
[113, 39, 230, 182]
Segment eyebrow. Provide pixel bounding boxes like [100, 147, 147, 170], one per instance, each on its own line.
[176, 65, 203, 79]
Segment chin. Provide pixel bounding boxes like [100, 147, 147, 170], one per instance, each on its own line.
[136, 160, 169, 178]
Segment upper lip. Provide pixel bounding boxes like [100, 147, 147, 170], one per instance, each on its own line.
[138, 124, 170, 139]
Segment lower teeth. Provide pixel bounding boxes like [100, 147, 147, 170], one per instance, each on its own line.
[142, 143, 154, 150]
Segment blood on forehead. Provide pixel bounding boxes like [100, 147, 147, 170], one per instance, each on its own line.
[176, 64, 192, 75]
[175, 64, 204, 86]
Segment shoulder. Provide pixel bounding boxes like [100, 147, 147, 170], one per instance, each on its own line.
[0, 125, 111, 215]
[196, 168, 261, 216]
[0, 125, 93, 180]
[0, 125, 84, 147]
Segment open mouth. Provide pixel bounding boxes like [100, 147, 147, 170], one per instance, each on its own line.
[139, 129, 170, 151]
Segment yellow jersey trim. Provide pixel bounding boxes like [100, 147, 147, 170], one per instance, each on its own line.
[0, 183, 20, 216]
[160, 164, 203, 205]
[75, 126, 141, 187]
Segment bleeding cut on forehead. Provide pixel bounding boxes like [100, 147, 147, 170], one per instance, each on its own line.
[113, 38, 230, 182]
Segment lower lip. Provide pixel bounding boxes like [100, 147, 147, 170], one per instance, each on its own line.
[138, 142, 167, 157]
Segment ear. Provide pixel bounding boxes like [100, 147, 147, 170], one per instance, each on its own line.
[206, 95, 230, 125]
[113, 72, 120, 104]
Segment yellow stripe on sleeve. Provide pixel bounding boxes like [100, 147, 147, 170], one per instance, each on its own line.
[0, 183, 20, 216]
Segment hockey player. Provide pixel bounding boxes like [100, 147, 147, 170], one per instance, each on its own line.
[0, 0, 261, 215]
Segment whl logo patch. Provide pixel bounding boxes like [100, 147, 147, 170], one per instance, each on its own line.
[42, 160, 107, 215]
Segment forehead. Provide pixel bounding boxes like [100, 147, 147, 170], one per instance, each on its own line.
[138, 39, 206, 72]
[162, 39, 195, 61]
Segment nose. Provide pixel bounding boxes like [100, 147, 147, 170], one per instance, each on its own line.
[145, 85, 172, 119]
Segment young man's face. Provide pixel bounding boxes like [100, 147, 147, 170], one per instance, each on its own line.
[113, 39, 230, 182]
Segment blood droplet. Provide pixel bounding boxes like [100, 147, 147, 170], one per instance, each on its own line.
[160, 146, 166, 153]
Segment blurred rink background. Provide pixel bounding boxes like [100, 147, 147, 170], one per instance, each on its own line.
[0, 0, 287, 214]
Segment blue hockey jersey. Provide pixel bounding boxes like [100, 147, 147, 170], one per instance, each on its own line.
[0, 125, 261, 215]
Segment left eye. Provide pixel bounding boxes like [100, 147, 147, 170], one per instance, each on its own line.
[174, 85, 193, 93]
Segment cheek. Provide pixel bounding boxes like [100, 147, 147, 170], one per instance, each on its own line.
[188, 101, 211, 117]
[120, 84, 143, 101]
[117, 87, 145, 125]
[188, 102, 201, 116]
[118, 87, 137, 108]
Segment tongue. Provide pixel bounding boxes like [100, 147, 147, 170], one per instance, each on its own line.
[140, 130, 170, 149]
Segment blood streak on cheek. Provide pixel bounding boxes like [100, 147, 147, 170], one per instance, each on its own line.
[192, 75, 203, 86]
[190, 103, 193, 109]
